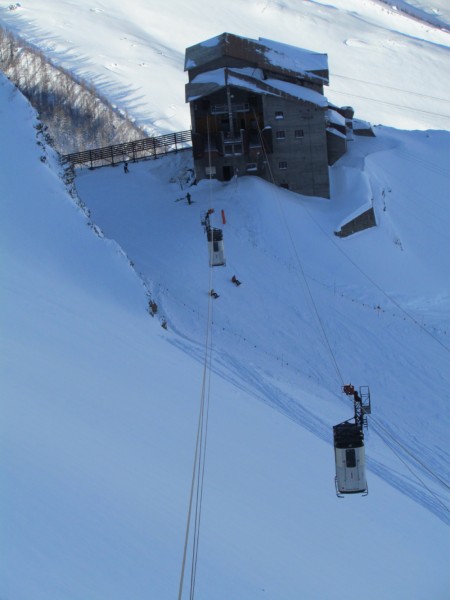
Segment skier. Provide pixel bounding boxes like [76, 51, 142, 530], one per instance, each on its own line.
[186, 192, 192, 205]
[210, 289, 219, 299]
[231, 275, 242, 286]
[124, 162, 129, 174]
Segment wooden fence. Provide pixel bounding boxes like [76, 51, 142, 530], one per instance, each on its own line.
[62, 130, 192, 169]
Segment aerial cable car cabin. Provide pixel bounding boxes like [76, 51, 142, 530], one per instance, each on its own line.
[333, 421, 367, 495]
[202, 209, 226, 267]
[333, 385, 371, 497]
[207, 227, 226, 267]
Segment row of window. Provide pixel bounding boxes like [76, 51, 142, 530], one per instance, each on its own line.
[246, 162, 297, 171]
[244, 161, 297, 171]
[276, 129, 304, 140]
[236, 162, 298, 172]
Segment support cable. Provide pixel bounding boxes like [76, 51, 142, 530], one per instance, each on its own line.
[370, 415, 450, 517]
[189, 288, 214, 599]
[189, 316, 213, 599]
[178, 116, 216, 600]
[253, 110, 345, 387]
[254, 111, 449, 510]
[177, 273, 213, 600]
[369, 412, 450, 492]
[299, 203, 450, 354]
[329, 88, 450, 120]
[288, 157, 450, 501]
[332, 72, 450, 105]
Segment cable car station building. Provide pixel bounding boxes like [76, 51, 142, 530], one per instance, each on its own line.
[185, 33, 354, 199]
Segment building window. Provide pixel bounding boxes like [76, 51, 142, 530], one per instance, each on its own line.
[224, 143, 242, 156]
[295, 129, 304, 138]
[276, 130, 286, 140]
[275, 111, 284, 120]
[278, 161, 288, 170]
[246, 163, 258, 172]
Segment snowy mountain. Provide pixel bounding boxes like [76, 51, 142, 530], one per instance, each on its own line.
[1, 0, 450, 133]
[1, 1, 450, 599]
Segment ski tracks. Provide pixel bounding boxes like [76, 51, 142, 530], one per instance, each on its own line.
[170, 333, 450, 524]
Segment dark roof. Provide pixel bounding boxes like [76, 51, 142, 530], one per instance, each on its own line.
[185, 32, 329, 85]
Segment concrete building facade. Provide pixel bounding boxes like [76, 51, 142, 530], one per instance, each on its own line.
[185, 33, 354, 198]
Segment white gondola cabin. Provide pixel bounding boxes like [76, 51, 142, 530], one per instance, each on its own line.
[333, 422, 367, 495]
[333, 385, 371, 497]
[207, 227, 226, 267]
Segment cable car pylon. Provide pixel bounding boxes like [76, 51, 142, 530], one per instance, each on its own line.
[333, 385, 372, 497]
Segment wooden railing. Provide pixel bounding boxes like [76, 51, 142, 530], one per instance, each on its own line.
[62, 130, 192, 168]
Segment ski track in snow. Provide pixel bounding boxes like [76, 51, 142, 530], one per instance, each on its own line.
[1, 0, 450, 133]
[371, 0, 450, 30]
[3, 1, 450, 593]
[72, 124, 450, 528]
[169, 330, 450, 525]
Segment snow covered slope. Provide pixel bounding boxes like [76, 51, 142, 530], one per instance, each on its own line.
[0, 73, 209, 598]
[2, 71, 450, 598]
[1, 0, 450, 598]
[76, 125, 450, 525]
[1, 0, 449, 132]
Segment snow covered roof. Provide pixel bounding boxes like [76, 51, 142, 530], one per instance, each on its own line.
[327, 109, 347, 127]
[327, 126, 347, 139]
[264, 77, 328, 107]
[353, 118, 373, 131]
[186, 67, 328, 108]
[258, 37, 328, 77]
[185, 32, 329, 85]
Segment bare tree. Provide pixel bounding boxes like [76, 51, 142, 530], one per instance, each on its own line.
[0, 26, 147, 153]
